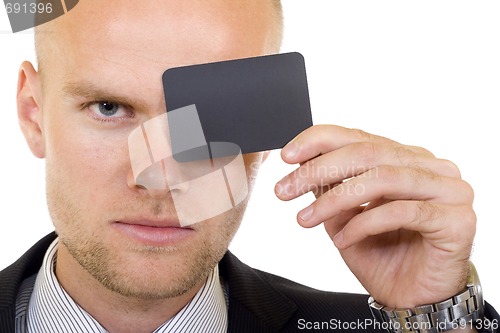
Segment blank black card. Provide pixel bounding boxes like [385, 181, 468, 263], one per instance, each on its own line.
[162, 52, 313, 159]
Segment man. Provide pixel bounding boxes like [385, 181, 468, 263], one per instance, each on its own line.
[1, 0, 498, 332]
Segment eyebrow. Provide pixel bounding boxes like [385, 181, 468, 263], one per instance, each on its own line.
[61, 80, 150, 110]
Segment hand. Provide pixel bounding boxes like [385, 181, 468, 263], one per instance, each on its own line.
[275, 125, 475, 309]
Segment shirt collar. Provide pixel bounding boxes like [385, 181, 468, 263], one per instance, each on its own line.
[27, 238, 228, 333]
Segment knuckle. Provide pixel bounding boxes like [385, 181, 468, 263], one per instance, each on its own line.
[458, 180, 475, 203]
[460, 206, 477, 231]
[351, 128, 373, 141]
[408, 145, 435, 158]
[355, 142, 378, 165]
[410, 166, 437, 188]
[392, 145, 428, 170]
[376, 165, 401, 184]
[448, 206, 476, 245]
[412, 201, 440, 226]
[441, 159, 462, 179]
[408, 167, 423, 187]
[393, 144, 415, 161]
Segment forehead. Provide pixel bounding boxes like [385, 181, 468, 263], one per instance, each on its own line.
[40, 0, 277, 81]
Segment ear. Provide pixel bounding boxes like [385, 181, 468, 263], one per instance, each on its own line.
[17, 61, 45, 158]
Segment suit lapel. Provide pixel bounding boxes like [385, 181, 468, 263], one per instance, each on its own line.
[0, 232, 56, 333]
[220, 252, 297, 332]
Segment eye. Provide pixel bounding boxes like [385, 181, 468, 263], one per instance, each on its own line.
[89, 102, 128, 118]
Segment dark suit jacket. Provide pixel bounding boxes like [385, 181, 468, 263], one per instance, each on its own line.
[0, 233, 498, 332]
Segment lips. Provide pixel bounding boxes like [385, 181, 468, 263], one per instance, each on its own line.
[113, 219, 194, 247]
[118, 217, 183, 228]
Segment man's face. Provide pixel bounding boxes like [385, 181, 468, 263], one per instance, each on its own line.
[34, 0, 278, 299]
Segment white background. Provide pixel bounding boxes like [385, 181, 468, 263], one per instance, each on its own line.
[1, 1, 499, 308]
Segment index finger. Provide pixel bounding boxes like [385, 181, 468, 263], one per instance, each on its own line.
[281, 124, 394, 164]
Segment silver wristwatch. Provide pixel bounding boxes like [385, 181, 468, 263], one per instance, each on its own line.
[368, 262, 484, 332]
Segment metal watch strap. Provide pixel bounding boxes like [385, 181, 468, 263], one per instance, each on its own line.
[368, 262, 485, 333]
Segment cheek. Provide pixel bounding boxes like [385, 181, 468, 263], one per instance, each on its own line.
[243, 153, 263, 188]
[43, 114, 131, 196]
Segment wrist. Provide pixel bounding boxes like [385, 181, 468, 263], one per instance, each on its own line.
[368, 261, 485, 332]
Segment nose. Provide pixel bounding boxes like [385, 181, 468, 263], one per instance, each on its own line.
[128, 112, 191, 196]
[126, 157, 190, 198]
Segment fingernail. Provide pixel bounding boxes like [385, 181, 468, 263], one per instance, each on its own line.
[283, 141, 299, 159]
[333, 230, 344, 247]
[298, 205, 314, 221]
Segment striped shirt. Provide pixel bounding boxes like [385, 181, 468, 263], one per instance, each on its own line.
[15, 239, 228, 333]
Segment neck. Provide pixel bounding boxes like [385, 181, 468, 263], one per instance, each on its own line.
[55, 245, 207, 333]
